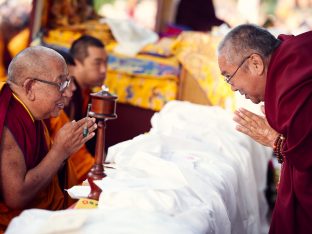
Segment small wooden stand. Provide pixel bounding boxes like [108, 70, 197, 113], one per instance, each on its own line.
[87, 89, 117, 200]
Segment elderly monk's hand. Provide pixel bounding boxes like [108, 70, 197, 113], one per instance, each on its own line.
[233, 107, 278, 148]
[52, 117, 97, 158]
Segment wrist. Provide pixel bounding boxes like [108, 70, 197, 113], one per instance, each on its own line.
[271, 132, 280, 148]
[50, 144, 69, 162]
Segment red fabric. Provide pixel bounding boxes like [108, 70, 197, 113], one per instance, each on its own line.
[0, 84, 11, 145]
[4, 90, 48, 170]
[265, 31, 312, 234]
[0, 84, 65, 231]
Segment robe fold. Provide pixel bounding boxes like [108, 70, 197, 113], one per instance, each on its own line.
[0, 83, 65, 232]
[47, 110, 94, 184]
[265, 31, 312, 234]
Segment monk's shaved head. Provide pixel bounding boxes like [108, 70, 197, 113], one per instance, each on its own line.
[8, 46, 66, 84]
[218, 24, 281, 65]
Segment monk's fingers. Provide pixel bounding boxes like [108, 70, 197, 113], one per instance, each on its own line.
[71, 120, 77, 128]
[70, 125, 95, 143]
[73, 121, 96, 144]
[89, 122, 97, 133]
[236, 123, 259, 137]
[236, 124, 252, 136]
[74, 118, 87, 128]
[76, 122, 97, 140]
[234, 109, 252, 124]
[82, 122, 97, 136]
[238, 108, 256, 121]
[233, 113, 250, 127]
[233, 110, 245, 122]
[68, 130, 95, 154]
[237, 108, 262, 126]
[81, 131, 95, 143]
[86, 118, 97, 128]
[70, 118, 96, 134]
[75, 117, 96, 128]
[83, 117, 96, 127]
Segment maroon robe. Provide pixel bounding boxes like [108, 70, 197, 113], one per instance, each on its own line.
[0, 83, 65, 231]
[265, 31, 312, 234]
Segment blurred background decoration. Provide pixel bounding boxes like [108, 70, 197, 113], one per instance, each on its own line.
[0, 0, 311, 107]
[0, 0, 32, 80]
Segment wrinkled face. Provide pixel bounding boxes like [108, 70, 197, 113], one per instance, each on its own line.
[63, 64, 77, 106]
[31, 58, 70, 119]
[76, 46, 107, 89]
[218, 53, 266, 104]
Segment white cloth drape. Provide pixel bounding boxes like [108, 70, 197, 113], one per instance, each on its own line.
[6, 101, 271, 234]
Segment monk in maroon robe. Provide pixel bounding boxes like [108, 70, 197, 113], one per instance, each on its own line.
[265, 31, 312, 234]
[218, 24, 312, 233]
[0, 82, 65, 230]
[0, 46, 97, 232]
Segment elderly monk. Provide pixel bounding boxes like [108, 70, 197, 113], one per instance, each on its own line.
[0, 46, 97, 232]
[218, 24, 312, 234]
[47, 49, 95, 183]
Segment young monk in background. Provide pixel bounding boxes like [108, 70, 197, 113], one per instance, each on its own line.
[65, 35, 107, 121]
[65, 35, 107, 155]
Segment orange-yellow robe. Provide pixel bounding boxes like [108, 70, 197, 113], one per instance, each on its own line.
[0, 83, 67, 232]
[8, 28, 30, 58]
[0, 33, 7, 82]
[47, 110, 94, 183]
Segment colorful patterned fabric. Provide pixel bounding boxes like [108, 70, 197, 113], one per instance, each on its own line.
[106, 31, 236, 111]
[174, 32, 235, 110]
[42, 23, 235, 111]
[106, 53, 180, 111]
[108, 54, 180, 78]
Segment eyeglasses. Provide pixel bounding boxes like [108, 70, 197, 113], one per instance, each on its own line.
[31, 77, 71, 92]
[224, 55, 251, 84]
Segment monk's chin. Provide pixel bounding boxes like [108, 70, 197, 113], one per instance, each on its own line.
[50, 109, 62, 118]
[250, 98, 261, 104]
[245, 95, 261, 104]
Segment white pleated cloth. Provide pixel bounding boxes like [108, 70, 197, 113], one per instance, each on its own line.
[6, 101, 271, 234]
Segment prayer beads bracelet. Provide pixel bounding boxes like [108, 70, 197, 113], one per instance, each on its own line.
[273, 134, 285, 164]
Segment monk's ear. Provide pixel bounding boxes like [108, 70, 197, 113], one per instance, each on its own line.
[74, 58, 83, 68]
[249, 53, 265, 76]
[23, 78, 35, 101]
